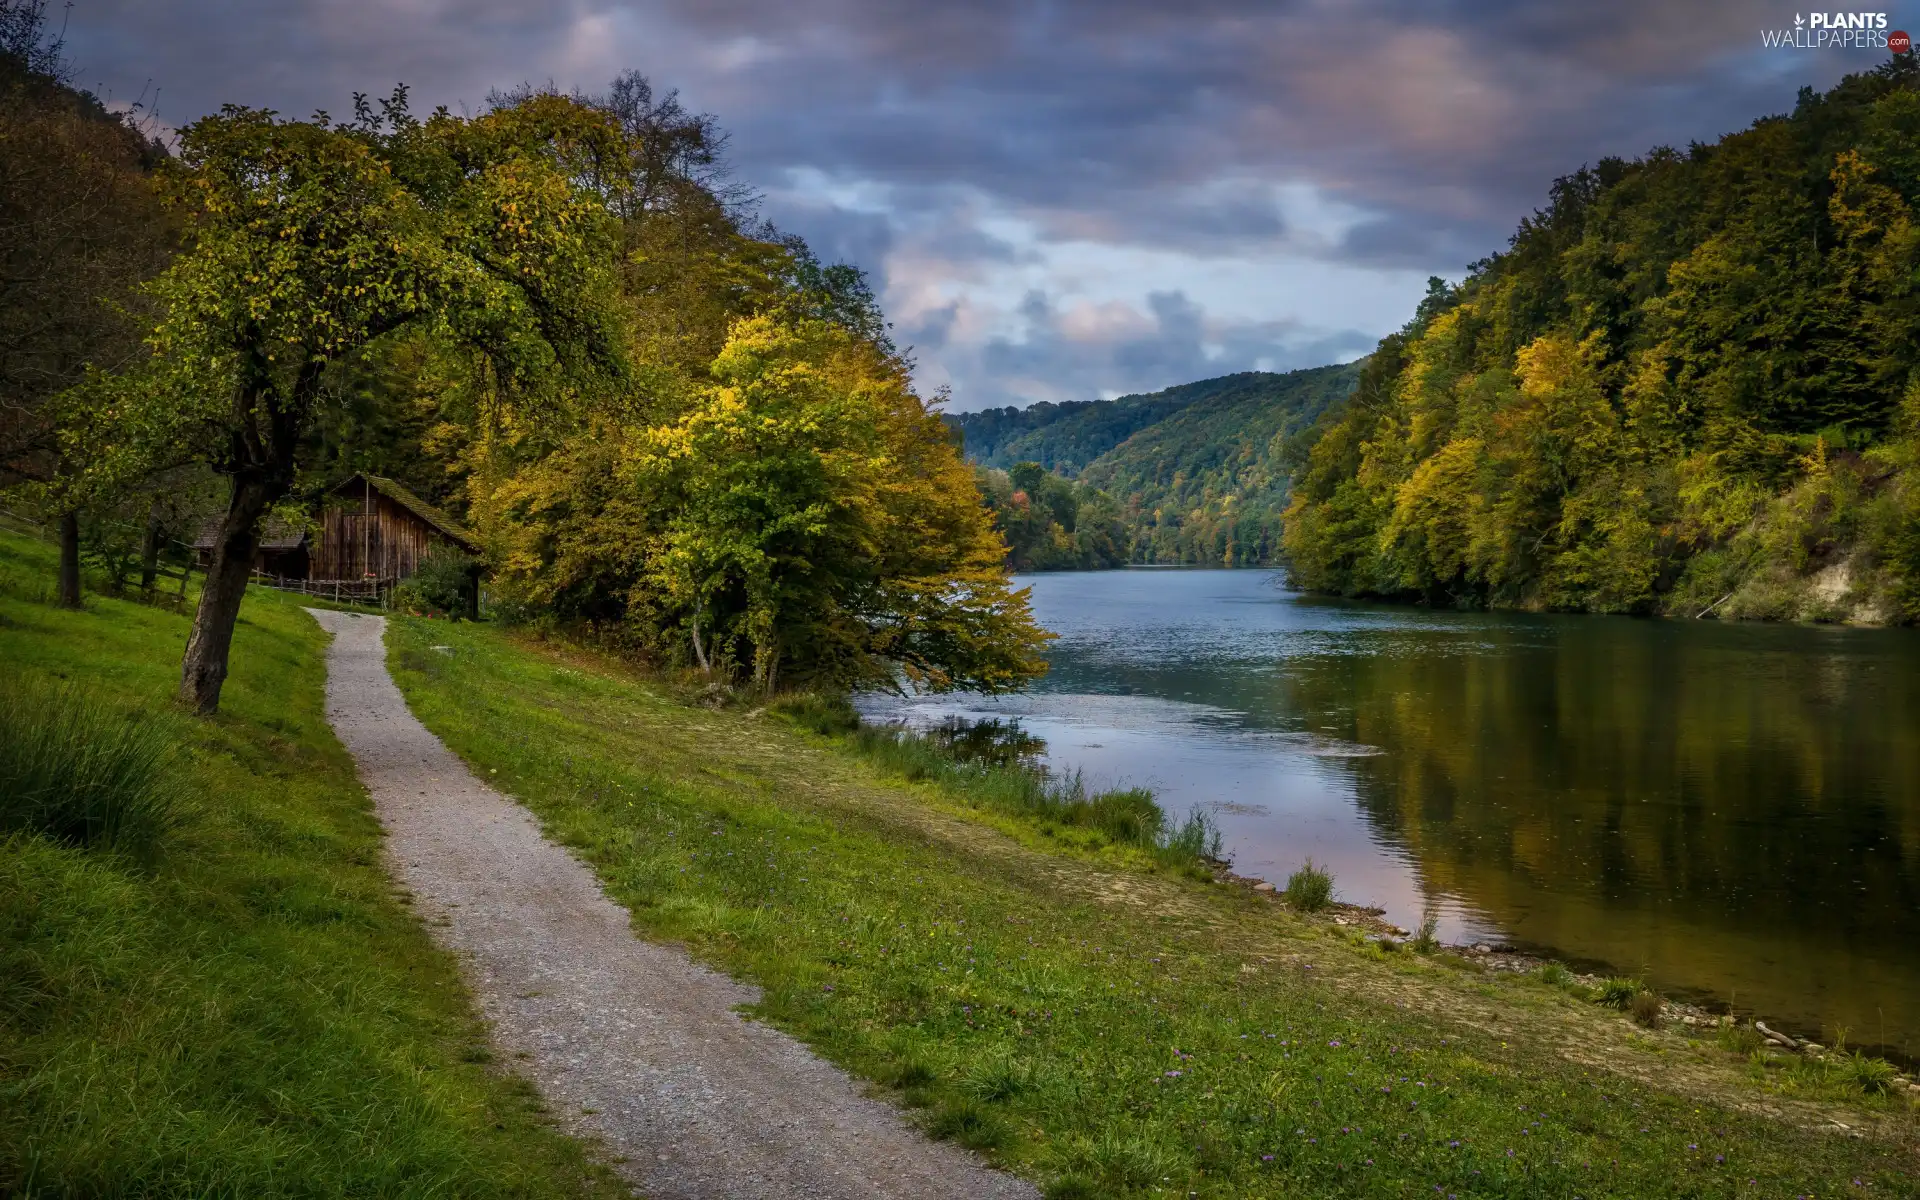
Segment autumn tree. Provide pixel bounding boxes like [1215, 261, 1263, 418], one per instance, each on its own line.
[65, 89, 628, 711]
[631, 316, 1048, 692]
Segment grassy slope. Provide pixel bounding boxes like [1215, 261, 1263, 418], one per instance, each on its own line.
[0, 532, 624, 1197]
[386, 616, 1918, 1198]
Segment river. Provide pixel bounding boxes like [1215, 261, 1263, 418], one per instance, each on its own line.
[858, 568, 1920, 1058]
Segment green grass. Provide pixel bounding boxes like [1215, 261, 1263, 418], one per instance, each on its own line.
[0, 678, 183, 857]
[385, 616, 1919, 1198]
[0, 531, 623, 1197]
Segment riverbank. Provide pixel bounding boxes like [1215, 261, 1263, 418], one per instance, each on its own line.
[385, 615, 1918, 1197]
[0, 532, 625, 1195]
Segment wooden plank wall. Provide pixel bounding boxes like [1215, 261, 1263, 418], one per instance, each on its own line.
[311, 492, 436, 581]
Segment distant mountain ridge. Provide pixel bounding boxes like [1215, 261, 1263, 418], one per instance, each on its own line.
[949, 372, 1284, 477]
[948, 363, 1361, 566]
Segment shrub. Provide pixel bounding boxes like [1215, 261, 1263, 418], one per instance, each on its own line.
[0, 680, 181, 858]
[390, 548, 476, 618]
[1598, 977, 1644, 1009]
[1411, 912, 1440, 954]
[1284, 859, 1334, 912]
[1629, 990, 1664, 1028]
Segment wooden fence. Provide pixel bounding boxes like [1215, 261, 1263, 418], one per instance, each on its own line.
[251, 574, 393, 606]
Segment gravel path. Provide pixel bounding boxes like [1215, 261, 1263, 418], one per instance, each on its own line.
[308, 611, 1037, 1200]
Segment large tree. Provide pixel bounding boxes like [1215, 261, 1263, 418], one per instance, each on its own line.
[66, 90, 628, 711]
[630, 316, 1049, 693]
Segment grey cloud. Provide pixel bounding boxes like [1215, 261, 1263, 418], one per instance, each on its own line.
[52, 0, 1882, 407]
[947, 288, 1369, 410]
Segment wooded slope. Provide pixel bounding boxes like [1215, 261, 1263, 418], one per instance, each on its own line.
[1283, 59, 1920, 622]
[951, 365, 1358, 567]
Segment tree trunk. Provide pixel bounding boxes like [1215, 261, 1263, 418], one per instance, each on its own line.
[56, 511, 82, 609]
[179, 475, 277, 714]
[690, 603, 710, 673]
[139, 499, 165, 595]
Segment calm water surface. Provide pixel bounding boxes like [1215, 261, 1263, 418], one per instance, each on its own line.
[859, 569, 1920, 1055]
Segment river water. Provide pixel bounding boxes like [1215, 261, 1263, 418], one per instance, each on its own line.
[858, 568, 1920, 1057]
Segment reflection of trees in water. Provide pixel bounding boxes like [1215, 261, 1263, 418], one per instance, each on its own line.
[1279, 624, 1920, 954]
[922, 717, 1047, 770]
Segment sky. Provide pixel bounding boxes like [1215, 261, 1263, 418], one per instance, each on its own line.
[59, 1, 1900, 410]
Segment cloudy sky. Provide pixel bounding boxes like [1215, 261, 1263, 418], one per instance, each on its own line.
[62, 2, 1893, 409]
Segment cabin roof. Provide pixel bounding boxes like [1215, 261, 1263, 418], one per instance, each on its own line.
[193, 516, 306, 551]
[327, 473, 480, 553]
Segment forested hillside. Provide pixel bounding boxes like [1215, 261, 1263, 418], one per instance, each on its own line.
[951, 372, 1279, 475]
[1283, 60, 1920, 623]
[1082, 364, 1358, 565]
[951, 365, 1358, 567]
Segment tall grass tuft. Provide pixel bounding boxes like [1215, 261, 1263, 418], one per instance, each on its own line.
[768, 691, 861, 735]
[1284, 859, 1334, 912]
[0, 679, 182, 858]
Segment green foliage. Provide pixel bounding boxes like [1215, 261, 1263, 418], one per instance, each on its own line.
[0, 678, 180, 857]
[1283, 859, 1334, 912]
[1283, 61, 1920, 621]
[1836, 1051, 1900, 1095]
[456, 89, 1049, 692]
[1536, 962, 1576, 988]
[391, 547, 475, 617]
[1598, 977, 1645, 1009]
[617, 316, 1048, 692]
[62, 89, 629, 503]
[975, 463, 1129, 570]
[766, 691, 861, 735]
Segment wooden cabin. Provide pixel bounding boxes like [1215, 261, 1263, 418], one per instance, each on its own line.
[309, 474, 478, 582]
[196, 473, 478, 587]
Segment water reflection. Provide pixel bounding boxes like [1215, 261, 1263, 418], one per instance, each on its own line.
[860, 569, 1920, 1056]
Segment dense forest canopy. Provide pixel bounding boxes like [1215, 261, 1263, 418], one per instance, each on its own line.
[952, 365, 1358, 568]
[1282, 59, 1920, 623]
